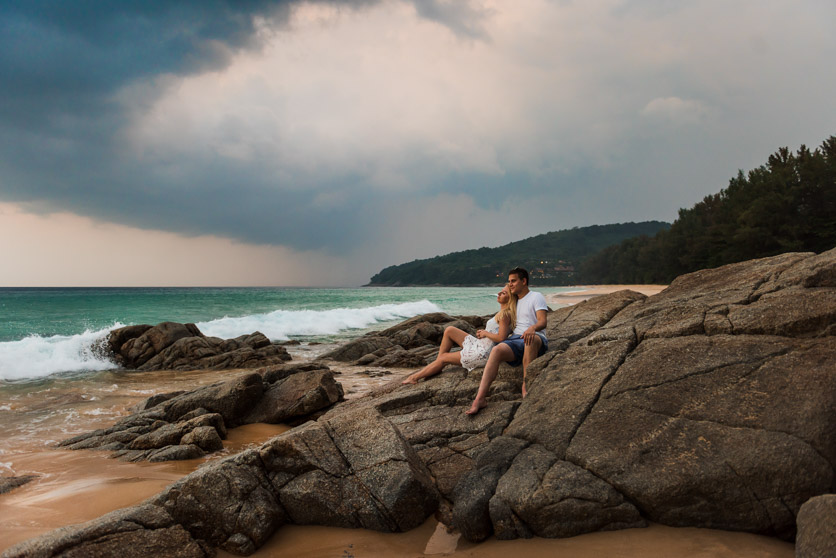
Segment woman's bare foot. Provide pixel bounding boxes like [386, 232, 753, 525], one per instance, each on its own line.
[401, 376, 418, 385]
[465, 399, 487, 415]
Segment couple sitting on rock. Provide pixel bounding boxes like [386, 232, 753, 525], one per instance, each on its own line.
[402, 267, 549, 415]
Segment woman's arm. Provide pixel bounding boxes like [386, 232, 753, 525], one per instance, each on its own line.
[478, 314, 511, 343]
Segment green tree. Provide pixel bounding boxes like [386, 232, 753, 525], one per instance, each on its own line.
[579, 136, 836, 284]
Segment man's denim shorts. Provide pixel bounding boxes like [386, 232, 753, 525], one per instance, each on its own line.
[501, 334, 548, 367]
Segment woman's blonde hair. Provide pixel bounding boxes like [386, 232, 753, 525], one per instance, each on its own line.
[495, 289, 517, 331]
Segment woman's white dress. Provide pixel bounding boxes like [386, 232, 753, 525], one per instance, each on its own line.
[460, 317, 500, 371]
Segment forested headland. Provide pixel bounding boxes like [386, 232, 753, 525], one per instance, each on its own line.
[581, 136, 836, 284]
[369, 135, 835, 287]
[367, 221, 670, 286]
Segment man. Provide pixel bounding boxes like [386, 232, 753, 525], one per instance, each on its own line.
[466, 267, 548, 415]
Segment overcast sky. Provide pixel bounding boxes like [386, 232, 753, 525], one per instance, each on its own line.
[1, 0, 834, 286]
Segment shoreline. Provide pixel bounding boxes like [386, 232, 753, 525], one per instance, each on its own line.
[546, 284, 668, 306]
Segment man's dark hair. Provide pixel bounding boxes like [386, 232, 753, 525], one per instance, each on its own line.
[508, 267, 529, 285]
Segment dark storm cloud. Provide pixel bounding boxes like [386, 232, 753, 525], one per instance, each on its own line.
[0, 1, 293, 126]
[0, 0, 482, 124]
[0, 121, 380, 251]
[0, 0, 311, 243]
[0, 0, 493, 254]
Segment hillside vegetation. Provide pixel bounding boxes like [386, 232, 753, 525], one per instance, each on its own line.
[581, 136, 836, 283]
[367, 221, 670, 286]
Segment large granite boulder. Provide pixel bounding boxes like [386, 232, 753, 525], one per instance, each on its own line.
[57, 363, 344, 461]
[564, 335, 832, 539]
[451, 436, 530, 542]
[107, 322, 291, 371]
[489, 446, 644, 540]
[321, 313, 485, 367]
[501, 248, 836, 542]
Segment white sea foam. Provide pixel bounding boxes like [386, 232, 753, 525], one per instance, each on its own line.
[0, 326, 121, 381]
[0, 300, 441, 381]
[197, 299, 441, 341]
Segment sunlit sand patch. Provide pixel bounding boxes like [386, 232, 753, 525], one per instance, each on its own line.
[219, 422, 293, 455]
[546, 284, 668, 306]
[213, 519, 792, 558]
[424, 521, 461, 555]
[0, 449, 192, 551]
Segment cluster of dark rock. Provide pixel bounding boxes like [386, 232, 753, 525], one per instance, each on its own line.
[106, 321, 292, 371]
[0, 474, 38, 495]
[57, 363, 343, 462]
[5, 248, 835, 557]
[322, 312, 486, 367]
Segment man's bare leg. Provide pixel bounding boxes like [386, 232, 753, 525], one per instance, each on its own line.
[521, 336, 543, 398]
[466, 344, 514, 415]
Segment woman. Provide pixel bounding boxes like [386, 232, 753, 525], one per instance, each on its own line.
[402, 286, 516, 384]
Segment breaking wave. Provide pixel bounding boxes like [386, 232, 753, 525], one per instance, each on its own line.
[0, 300, 441, 380]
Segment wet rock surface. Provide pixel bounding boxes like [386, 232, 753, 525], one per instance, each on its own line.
[7, 248, 836, 556]
[56, 363, 343, 462]
[3, 504, 213, 558]
[0, 475, 38, 495]
[107, 322, 291, 371]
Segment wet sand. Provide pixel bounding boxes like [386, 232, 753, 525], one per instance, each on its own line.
[547, 284, 668, 306]
[1, 449, 190, 549]
[0, 366, 293, 552]
[228, 520, 792, 558]
[0, 347, 413, 554]
[0, 333, 795, 557]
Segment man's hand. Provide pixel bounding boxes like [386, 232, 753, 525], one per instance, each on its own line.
[523, 326, 537, 345]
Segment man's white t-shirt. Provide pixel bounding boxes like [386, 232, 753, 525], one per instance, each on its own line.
[513, 290, 548, 341]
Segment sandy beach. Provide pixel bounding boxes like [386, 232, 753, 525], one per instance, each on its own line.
[225, 520, 793, 558]
[546, 284, 668, 306]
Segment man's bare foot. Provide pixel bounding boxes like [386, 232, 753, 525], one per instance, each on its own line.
[522, 381, 527, 398]
[401, 376, 418, 385]
[465, 399, 487, 415]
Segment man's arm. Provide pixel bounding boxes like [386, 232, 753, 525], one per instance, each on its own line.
[533, 309, 547, 331]
[522, 309, 547, 344]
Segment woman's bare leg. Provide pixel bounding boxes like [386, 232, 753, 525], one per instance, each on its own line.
[438, 326, 468, 357]
[404, 327, 469, 384]
[402, 351, 462, 384]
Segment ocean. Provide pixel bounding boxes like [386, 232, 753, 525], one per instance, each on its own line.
[0, 286, 577, 382]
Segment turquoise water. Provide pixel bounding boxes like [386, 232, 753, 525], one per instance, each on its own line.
[0, 286, 576, 380]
